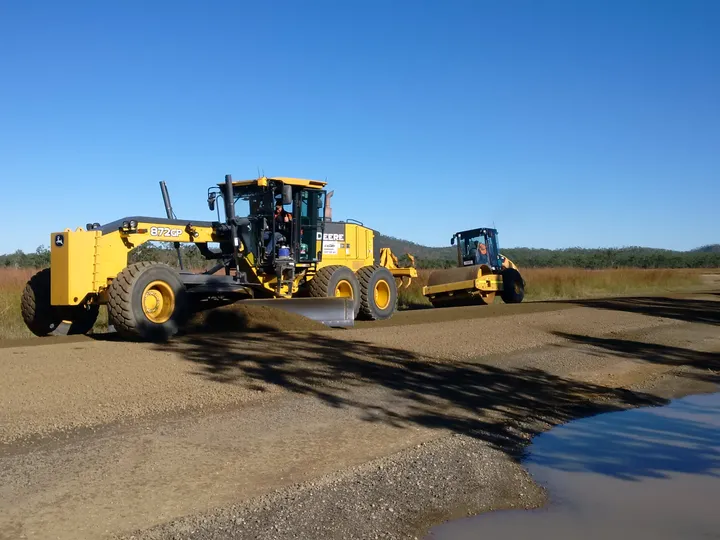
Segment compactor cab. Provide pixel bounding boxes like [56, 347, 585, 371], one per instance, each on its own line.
[422, 227, 525, 308]
[453, 228, 503, 269]
[20, 174, 416, 341]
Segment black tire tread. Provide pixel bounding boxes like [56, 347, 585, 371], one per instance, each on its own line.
[307, 264, 362, 317]
[357, 265, 397, 320]
[501, 267, 525, 304]
[20, 268, 62, 336]
[307, 265, 344, 297]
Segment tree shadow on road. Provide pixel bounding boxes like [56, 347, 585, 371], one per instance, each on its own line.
[563, 296, 720, 325]
[162, 310, 720, 480]
[552, 331, 720, 385]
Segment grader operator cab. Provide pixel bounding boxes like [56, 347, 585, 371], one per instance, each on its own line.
[422, 227, 525, 307]
[21, 175, 416, 341]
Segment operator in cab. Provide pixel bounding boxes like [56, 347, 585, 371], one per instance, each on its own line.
[265, 200, 293, 258]
[474, 242, 489, 265]
[274, 201, 292, 235]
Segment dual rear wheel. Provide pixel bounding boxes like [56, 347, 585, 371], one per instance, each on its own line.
[308, 264, 397, 321]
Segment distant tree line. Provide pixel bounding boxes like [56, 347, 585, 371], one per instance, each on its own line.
[375, 234, 720, 270]
[0, 243, 214, 270]
[0, 246, 51, 268]
[402, 248, 720, 270]
[2, 240, 719, 270]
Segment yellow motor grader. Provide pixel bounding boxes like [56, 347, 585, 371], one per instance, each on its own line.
[21, 175, 416, 341]
[422, 227, 525, 307]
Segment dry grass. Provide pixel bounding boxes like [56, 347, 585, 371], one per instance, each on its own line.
[0, 268, 36, 340]
[397, 267, 707, 309]
[0, 266, 710, 341]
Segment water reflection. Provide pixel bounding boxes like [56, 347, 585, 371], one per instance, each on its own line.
[426, 392, 720, 540]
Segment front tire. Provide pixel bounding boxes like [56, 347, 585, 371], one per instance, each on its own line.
[501, 267, 525, 304]
[357, 265, 397, 320]
[107, 262, 189, 341]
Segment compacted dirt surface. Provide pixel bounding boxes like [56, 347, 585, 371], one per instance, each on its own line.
[1, 288, 719, 540]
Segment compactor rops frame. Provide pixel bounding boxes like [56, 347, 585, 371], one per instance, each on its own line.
[21, 175, 417, 341]
[422, 227, 525, 307]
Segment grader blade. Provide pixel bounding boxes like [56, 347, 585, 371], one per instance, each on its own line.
[238, 297, 355, 328]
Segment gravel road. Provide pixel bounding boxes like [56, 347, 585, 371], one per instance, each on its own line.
[1, 290, 718, 540]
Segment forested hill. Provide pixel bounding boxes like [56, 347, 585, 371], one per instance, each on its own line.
[374, 233, 720, 269]
[1, 238, 719, 270]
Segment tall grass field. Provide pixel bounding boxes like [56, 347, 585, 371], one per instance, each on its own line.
[0, 266, 710, 340]
[396, 267, 708, 309]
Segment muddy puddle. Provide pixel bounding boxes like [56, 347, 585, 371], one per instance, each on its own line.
[426, 391, 720, 540]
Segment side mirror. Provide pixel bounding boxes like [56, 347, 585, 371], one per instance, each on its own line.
[450, 236, 455, 245]
[282, 185, 293, 206]
[208, 193, 216, 211]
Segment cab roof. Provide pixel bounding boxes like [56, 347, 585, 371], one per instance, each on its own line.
[456, 227, 498, 236]
[218, 176, 327, 190]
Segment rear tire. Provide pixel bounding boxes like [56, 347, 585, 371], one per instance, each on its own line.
[107, 262, 189, 341]
[308, 265, 361, 317]
[357, 265, 397, 321]
[20, 268, 63, 336]
[501, 268, 525, 304]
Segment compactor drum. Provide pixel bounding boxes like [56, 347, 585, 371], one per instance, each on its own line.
[422, 227, 525, 308]
[21, 175, 416, 341]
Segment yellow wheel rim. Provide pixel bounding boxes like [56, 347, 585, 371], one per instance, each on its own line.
[142, 280, 175, 324]
[374, 279, 391, 310]
[334, 279, 354, 299]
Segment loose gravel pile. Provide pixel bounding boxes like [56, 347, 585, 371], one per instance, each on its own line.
[185, 303, 327, 333]
[119, 433, 546, 540]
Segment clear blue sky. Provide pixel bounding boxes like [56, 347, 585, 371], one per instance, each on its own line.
[1, 0, 718, 254]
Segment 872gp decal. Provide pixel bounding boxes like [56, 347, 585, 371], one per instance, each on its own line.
[149, 226, 183, 238]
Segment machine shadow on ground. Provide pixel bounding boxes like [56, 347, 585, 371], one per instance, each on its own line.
[156, 307, 720, 480]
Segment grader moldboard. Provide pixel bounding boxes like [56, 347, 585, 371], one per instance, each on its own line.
[21, 175, 417, 341]
[422, 227, 525, 307]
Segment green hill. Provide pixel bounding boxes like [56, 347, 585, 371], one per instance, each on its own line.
[374, 233, 720, 269]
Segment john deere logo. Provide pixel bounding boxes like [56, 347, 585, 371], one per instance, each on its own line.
[54, 234, 64, 247]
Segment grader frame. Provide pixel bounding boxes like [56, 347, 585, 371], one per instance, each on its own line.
[21, 175, 417, 341]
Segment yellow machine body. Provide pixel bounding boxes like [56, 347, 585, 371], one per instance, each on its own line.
[422, 227, 524, 307]
[48, 187, 417, 307]
[49, 221, 218, 306]
[422, 260, 512, 304]
[21, 174, 420, 341]
[315, 222, 375, 271]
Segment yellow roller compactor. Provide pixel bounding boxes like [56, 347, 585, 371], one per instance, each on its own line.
[422, 227, 525, 307]
[21, 175, 416, 341]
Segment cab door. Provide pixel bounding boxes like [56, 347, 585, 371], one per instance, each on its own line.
[297, 189, 325, 262]
[485, 230, 502, 270]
